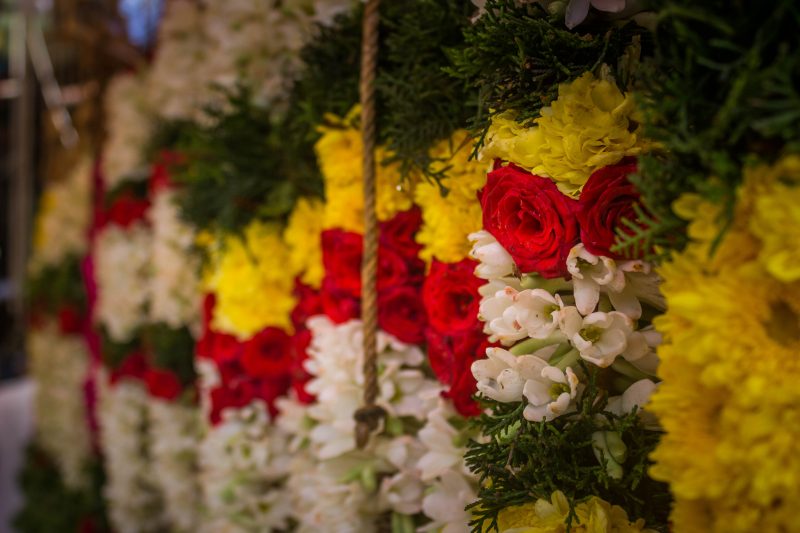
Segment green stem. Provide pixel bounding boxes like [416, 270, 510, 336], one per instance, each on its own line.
[551, 348, 580, 370]
[520, 275, 572, 293]
[509, 335, 563, 356]
[611, 357, 657, 382]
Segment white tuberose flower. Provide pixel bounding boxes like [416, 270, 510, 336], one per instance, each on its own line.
[522, 366, 580, 422]
[469, 230, 516, 280]
[567, 244, 624, 316]
[478, 285, 528, 345]
[559, 307, 647, 368]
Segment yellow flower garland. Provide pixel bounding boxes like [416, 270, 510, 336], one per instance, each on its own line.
[414, 130, 487, 263]
[284, 196, 325, 289]
[650, 156, 800, 532]
[315, 106, 416, 231]
[209, 221, 296, 339]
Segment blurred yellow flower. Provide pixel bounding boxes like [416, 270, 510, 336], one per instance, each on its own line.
[415, 130, 487, 263]
[650, 156, 800, 532]
[284, 196, 325, 289]
[210, 221, 295, 339]
[315, 106, 416, 231]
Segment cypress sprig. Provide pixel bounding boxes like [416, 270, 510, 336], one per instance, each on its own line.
[446, 0, 650, 146]
[465, 364, 670, 532]
[172, 86, 323, 234]
[631, 0, 800, 257]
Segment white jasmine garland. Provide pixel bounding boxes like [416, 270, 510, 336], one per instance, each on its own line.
[199, 400, 292, 533]
[148, 189, 201, 333]
[102, 73, 152, 188]
[29, 156, 92, 272]
[288, 316, 442, 530]
[27, 322, 92, 489]
[420, 470, 476, 533]
[146, 0, 208, 122]
[98, 374, 166, 533]
[148, 397, 202, 532]
[94, 222, 152, 343]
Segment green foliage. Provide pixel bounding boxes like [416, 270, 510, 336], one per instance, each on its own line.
[14, 445, 110, 533]
[288, 0, 479, 183]
[622, 0, 800, 258]
[466, 364, 670, 532]
[172, 86, 323, 234]
[447, 0, 650, 147]
[143, 323, 197, 387]
[377, 0, 478, 181]
[27, 256, 86, 313]
[100, 328, 140, 370]
[104, 176, 149, 207]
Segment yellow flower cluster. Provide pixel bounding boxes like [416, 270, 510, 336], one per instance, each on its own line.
[496, 491, 654, 533]
[480, 72, 648, 196]
[650, 156, 800, 532]
[415, 130, 487, 264]
[284, 197, 325, 289]
[209, 221, 296, 339]
[315, 106, 416, 232]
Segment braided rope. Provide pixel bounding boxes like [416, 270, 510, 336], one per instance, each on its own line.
[354, 0, 385, 450]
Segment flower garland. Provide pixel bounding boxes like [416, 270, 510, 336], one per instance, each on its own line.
[649, 156, 800, 531]
[463, 71, 669, 531]
[101, 73, 152, 188]
[97, 370, 166, 532]
[26, 320, 92, 490]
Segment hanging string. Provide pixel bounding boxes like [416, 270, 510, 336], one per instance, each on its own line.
[354, 0, 384, 450]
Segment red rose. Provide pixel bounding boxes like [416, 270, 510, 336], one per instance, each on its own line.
[378, 245, 413, 289]
[110, 351, 148, 384]
[380, 207, 423, 260]
[322, 229, 363, 296]
[481, 164, 579, 278]
[57, 305, 84, 334]
[426, 329, 489, 417]
[209, 379, 257, 425]
[321, 277, 361, 323]
[106, 193, 150, 228]
[241, 327, 293, 378]
[423, 259, 483, 334]
[577, 159, 645, 259]
[291, 281, 323, 329]
[290, 328, 315, 404]
[145, 368, 182, 401]
[253, 375, 291, 418]
[378, 285, 427, 344]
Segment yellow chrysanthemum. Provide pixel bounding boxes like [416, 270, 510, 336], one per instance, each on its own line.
[480, 72, 648, 196]
[315, 106, 416, 231]
[496, 491, 655, 533]
[650, 156, 800, 532]
[480, 111, 545, 170]
[415, 130, 487, 263]
[747, 156, 800, 282]
[210, 221, 296, 339]
[284, 196, 325, 289]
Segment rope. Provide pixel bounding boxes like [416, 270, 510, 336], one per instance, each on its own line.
[354, 0, 385, 450]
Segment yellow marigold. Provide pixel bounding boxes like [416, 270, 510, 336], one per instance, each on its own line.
[210, 221, 296, 340]
[650, 156, 800, 532]
[315, 106, 416, 231]
[496, 491, 655, 533]
[415, 130, 487, 263]
[284, 197, 324, 289]
[480, 73, 648, 196]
